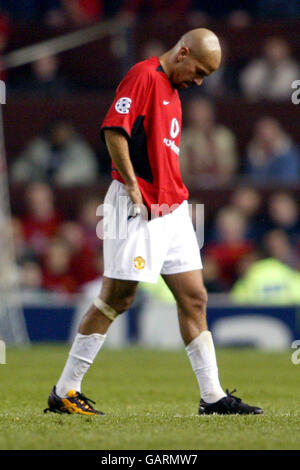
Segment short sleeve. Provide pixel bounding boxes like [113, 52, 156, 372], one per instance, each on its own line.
[101, 64, 152, 142]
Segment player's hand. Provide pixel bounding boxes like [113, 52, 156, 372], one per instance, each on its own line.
[125, 182, 143, 206]
[125, 182, 146, 218]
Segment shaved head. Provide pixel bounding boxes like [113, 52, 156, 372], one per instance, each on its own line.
[159, 28, 222, 90]
[179, 29, 221, 61]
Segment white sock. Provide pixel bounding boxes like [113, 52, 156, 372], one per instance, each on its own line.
[185, 330, 226, 404]
[56, 333, 106, 398]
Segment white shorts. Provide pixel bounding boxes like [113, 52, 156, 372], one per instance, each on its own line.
[102, 181, 202, 283]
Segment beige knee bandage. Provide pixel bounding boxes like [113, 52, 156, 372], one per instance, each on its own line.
[93, 298, 119, 322]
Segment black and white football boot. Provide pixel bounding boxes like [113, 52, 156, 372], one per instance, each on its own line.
[199, 389, 263, 415]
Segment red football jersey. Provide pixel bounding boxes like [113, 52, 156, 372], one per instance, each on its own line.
[101, 56, 189, 214]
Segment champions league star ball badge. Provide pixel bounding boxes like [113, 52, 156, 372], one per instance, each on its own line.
[115, 97, 132, 114]
[134, 256, 146, 270]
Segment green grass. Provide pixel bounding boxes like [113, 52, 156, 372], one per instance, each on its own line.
[0, 345, 299, 450]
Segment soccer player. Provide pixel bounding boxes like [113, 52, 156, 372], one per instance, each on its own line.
[45, 28, 263, 415]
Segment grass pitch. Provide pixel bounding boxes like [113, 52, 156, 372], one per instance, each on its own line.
[0, 345, 299, 450]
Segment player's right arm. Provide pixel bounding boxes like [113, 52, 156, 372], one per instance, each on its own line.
[101, 63, 152, 208]
[103, 129, 143, 206]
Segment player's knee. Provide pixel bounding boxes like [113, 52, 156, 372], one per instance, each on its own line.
[182, 287, 208, 313]
[117, 292, 136, 314]
[196, 287, 208, 311]
[93, 290, 136, 320]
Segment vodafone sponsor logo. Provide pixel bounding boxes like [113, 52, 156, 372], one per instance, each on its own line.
[170, 118, 180, 138]
[163, 138, 179, 155]
[164, 117, 180, 155]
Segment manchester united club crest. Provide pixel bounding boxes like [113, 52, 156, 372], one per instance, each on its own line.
[134, 256, 146, 270]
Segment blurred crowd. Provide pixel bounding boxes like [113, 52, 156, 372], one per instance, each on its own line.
[1, 1, 300, 27]
[9, 103, 300, 187]
[0, 2, 299, 95]
[8, 112, 300, 299]
[201, 188, 300, 299]
[11, 179, 300, 303]
[180, 98, 300, 186]
[2, 1, 300, 303]
[12, 182, 103, 296]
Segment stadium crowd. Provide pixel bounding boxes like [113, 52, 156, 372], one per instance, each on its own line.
[1, 1, 300, 26]
[10, 178, 300, 300]
[1, 1, 300, 92]
[2, 1, 300, 303]
[11, 181, 103, 295]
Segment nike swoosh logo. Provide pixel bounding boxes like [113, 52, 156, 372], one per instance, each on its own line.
[163, 100, 170, 105]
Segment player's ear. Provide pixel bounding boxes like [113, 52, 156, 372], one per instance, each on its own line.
[177, 46, 190, 62]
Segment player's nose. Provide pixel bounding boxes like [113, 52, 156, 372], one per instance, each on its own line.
[193, 77, 203, 86]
